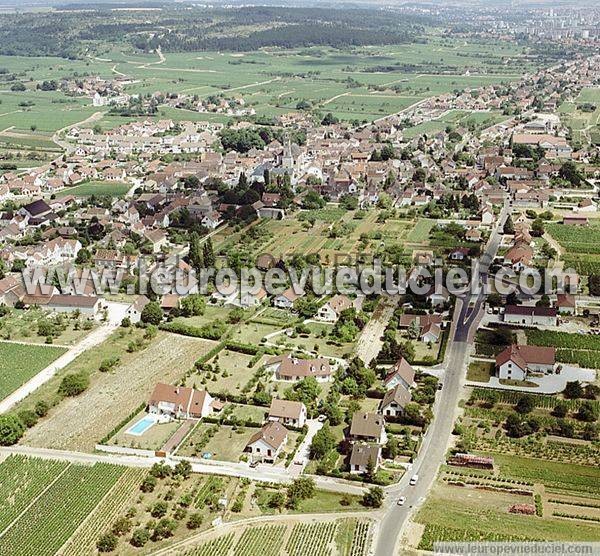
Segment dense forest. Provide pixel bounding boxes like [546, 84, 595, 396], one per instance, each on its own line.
[0, 6, 434, 58]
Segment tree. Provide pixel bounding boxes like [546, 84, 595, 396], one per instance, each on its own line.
[186, 513, 203, 529]
[503, 215, 515, 235]
[407, 319, 420, 340]
[140, 475, 157, 493]
[112, 517, 132, 536]
[188, 231, 204, 271]
[0, 414, 25, 445]
[515, 395, 535, 414]
[151, 518, 176, 541]
[141, 301, 163, 325]
[564, 381, 584, 399]
[151, 501, 168, 518]
[180, 295, 206, 317]
[286, 477, 315, 508]
[58, 372, 89, 397]
[174, 460, 192, 479]
[309, 424, 336, 459]
[577, 401, 599, 422]
[268, 491, 286, 510]
[130, 528, 150, 547]
[75, 248, 91, 264]
[552, 401, 568, 418]
[97, 532, 118, 553]
[362, 486, 384, 508]
[202, 237, 215, 268]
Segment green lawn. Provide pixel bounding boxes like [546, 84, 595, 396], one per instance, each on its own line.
[0, 342, 66, 401]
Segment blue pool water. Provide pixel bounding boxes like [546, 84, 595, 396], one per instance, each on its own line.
[126, 416, 156, 436]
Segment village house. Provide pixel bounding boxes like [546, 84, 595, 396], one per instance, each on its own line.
[268, 399, 307, 428]
[496, 344, 556, 381]
[246, 421, 288, 463]
[266, 354, 333, 382]
[384, 357, 416, 390]
[349, 443, 382, 475]
[273, 287, 303, 310]
[126, 295, 151, 324]
[316, 294, 363, 322]
[148, 383, 215, 420]
[555, 293, 577, 315]
[379, 384, 412, 417]
[349, 412, 387, 444]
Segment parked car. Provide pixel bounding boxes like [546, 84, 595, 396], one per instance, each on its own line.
[249, 461, 259, 468]
[410, 474, 419, 486]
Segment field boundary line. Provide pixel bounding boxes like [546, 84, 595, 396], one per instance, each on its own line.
[0, 461, 72, 539]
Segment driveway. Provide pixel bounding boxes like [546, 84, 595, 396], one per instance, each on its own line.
[288, 419, 323, 477]
[0, 301, 130, 413]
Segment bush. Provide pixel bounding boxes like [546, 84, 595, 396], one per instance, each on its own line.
[17, 409, 38, 428]
[186, 512, 203, 530]
[362, 486, 384, 508]
[58, 372, 89, 397]
[150, 501, 168, 518]
[34, 400, 50, 417]
[0, 414, 25, 445]
[130, 528, 150, 547]
[97, 532, 118, 553]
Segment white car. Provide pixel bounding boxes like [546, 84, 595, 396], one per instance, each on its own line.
[397, 496, 406, 506]
[410, 474, 419, 486]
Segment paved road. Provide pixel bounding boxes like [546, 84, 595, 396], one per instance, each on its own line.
[0, 301, 130, 414]
[373, 202, 509, 556]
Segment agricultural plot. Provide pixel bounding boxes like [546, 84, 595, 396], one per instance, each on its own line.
[559, 88, 600, 146]
[181, 533, 235, 556]
[525, 328, 600, 369]
[0, 341, 66, 401]
[62, 180, 130, 197]
[233, 525, 286, 556]
[0, 462, 124, 556]
[416, 480, 600, 549]
[546, 222, 600, 274]
[58, 467, 147, 556]
[286, 521, 340, 556]
[0, 455, 69, 534]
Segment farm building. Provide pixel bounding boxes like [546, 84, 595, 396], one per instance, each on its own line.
[504, 305, 557, 327]
[495, 344, 556, 381]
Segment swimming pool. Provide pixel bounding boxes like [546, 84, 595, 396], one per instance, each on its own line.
[126, 415, 156, 436]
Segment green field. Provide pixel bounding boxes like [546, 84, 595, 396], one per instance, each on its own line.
[0, 37, 534, 132]
[559, 87, 600, 146]
[0, 341, 67, 401]
[62, 180, 130, 197]
[547, 222, 600, 274]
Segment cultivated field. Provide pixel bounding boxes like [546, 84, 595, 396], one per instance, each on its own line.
[0, 341, 66, 401]
[0, 456, 125, 556]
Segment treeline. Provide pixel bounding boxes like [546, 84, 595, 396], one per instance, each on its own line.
[136, 23, 422, 53]
[0, 6, 432, 58]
